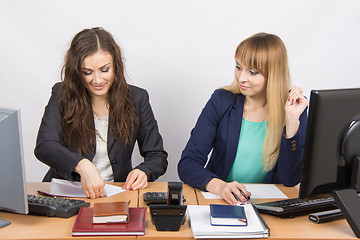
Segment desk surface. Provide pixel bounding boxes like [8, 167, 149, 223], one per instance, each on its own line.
[0, 182, 357, 240]
[196, 185, 357, 240]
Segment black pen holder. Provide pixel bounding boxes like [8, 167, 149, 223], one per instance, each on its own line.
[150, 205, 187, 231]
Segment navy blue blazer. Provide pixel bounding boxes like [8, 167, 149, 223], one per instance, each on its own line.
[35, 82, 168, 182]
[178, 89, 307, 190]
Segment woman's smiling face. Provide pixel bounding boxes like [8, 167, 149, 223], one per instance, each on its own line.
[82, 50, 115, 100]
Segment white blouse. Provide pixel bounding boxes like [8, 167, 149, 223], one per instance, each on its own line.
[92, 115, 114, 182]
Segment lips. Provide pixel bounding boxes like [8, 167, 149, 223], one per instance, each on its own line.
[240, 84, 250, 90]
[92, 84, 105, 90]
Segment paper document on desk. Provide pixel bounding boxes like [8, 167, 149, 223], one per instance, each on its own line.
[187, 204, 269, 239]
[201, 184, 287, 199]
[50, 178, 125, 197]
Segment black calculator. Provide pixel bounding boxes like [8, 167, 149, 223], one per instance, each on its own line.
[143, 192, 186, 205]
[143, 192, 168, 205]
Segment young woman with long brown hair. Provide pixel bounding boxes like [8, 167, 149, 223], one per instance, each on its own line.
[178, 33, 308, 205]
[35, 27, 168, 199]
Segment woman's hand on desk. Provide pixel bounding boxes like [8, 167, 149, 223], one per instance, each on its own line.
[74, 158, 105, 199]
[205, 178, 251, 205]
[123, 169, 148, 191]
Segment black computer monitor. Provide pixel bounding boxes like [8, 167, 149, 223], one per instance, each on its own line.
[299, 88, 360, 199]
[0, 108, 28, 219]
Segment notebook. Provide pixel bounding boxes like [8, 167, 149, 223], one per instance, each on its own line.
[93, 201, 129, 224]
[210, 204, 247, 226]
[72, 207, 146, 236]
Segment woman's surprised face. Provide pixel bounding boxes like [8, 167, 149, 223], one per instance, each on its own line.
[235, 61, 266, 98]
[82, 50, 115, 100]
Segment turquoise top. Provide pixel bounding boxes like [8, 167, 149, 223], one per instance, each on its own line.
[226, 118, 268, 183]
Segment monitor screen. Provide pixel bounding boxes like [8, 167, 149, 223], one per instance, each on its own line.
[299, 88, 360, 199]
[0, 108, 28, 214]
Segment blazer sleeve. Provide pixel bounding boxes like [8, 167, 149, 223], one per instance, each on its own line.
[271, 108, 308, 186]
[178, 89, 226, 190]
[34, 83, 84, 180]
[131, 87, 168, 181]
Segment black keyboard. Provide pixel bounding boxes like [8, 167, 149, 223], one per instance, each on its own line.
[27, 194, 90, 218]
[254, 196, 338, 218]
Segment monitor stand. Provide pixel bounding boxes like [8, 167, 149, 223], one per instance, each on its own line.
[0, 218, 11, 228]
[332, 155, 360, 238]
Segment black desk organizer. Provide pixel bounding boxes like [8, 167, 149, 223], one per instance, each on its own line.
[332, 188, 360, 237]
[332, 120, 360, 237]
[149, 182, 187, 231]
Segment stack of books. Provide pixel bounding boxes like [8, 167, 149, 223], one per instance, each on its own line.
[187, 204, 269, 239]
[72, 201, 146, 236]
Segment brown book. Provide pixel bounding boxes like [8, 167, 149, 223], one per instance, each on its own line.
[92, 201, 129, 224]
[73, 207, 146, 236]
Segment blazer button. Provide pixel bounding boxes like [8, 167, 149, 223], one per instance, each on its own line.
[291, 147, 296, 151]
[111, 160, 117, 164]
[291, 140, 296, 144]
[292, 144, 296, 148]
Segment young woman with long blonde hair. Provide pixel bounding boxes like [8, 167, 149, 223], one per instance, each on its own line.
[178, 33, 308, 205]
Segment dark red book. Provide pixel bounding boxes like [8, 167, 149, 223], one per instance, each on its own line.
[72, 207, 146, 236]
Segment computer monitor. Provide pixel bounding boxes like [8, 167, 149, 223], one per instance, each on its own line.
[0, 108, 28, 215]
[299, 88, 360, 199]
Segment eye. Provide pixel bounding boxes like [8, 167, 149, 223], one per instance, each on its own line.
[82, 71, 92, 76]
[235, 65, 241, 70]
[101, 67, 110, 73]
[249, 70, 259, 75]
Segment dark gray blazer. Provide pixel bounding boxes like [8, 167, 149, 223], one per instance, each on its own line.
[34, 82, 168, 182]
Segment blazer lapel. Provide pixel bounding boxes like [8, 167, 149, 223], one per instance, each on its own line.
[223, 94, 244, 179]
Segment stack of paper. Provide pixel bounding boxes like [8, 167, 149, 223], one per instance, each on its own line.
[187, 204, 269, 239]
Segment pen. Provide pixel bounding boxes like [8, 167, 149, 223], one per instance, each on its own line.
[232, 192, 244, 205]
[37, 190, 56, 198]
[232, 190, 251, 205]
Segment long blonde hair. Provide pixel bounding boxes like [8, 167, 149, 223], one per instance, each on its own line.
[223, 33, 291, 171]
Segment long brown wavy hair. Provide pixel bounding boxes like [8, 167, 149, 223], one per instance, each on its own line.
[59, 27, 138, 154]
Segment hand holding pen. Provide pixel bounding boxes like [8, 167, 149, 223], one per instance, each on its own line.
[222, 182, 251, 205]
[232, 191, 251, 205]
[205, 179, 251, 205]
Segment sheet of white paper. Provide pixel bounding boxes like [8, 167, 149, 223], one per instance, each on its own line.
[201, 184, 287, 199]
[50, 178, 125, 197]
[243, 184, 287, 199]
[103, 183, 126, 196]
[201, 191, 222, 199]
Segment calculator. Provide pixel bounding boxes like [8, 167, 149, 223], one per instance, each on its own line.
[143, 192, 186, 205]
[143, 192, 168, 205]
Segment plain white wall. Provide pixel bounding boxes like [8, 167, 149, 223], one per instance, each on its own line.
[1, 0, 359, 182]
